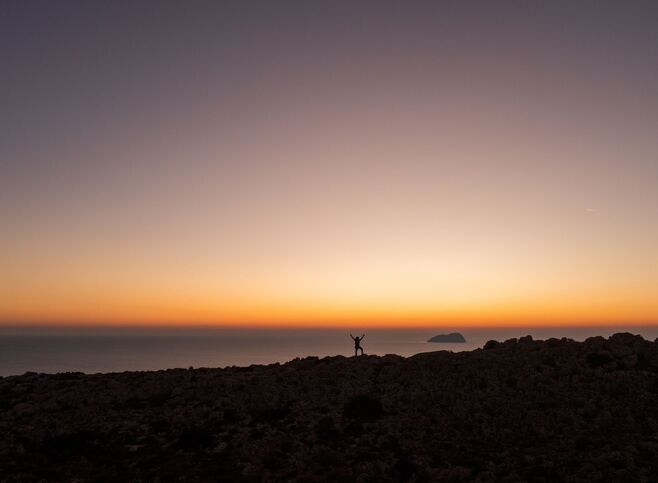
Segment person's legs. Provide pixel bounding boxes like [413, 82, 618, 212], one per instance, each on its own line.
[359, 347, 364, 355]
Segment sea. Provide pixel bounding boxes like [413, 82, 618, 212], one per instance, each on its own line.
[1, 326, 657, 377]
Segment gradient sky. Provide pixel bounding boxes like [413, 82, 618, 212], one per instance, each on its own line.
[1, 1, 657, 327]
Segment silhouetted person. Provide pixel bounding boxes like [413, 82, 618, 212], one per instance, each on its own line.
[350, 333, 365, 356]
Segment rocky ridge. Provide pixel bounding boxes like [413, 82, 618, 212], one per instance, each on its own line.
[2, 333, 658, 481]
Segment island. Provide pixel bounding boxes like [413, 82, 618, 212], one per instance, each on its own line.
[428, 332, 466, 343]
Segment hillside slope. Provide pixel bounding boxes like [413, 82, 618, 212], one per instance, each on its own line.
[1, 333, 658, 481]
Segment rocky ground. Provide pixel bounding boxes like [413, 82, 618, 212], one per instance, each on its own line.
[2, 333, 658, 482]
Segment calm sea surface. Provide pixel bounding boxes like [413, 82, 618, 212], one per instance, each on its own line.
[1, 326, 657, 376]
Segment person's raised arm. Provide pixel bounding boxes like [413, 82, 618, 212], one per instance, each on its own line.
[361, 334, 365, 340]
[350, 334, 355, 340]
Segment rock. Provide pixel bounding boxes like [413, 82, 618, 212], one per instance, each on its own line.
[12, 403, 34, 416]
[586, 351, 614, 369]
[427, 332, 466, 343]
[211, 442, 228, 454]
[609, 332, 642, 344]
[483, 340, 500, 350]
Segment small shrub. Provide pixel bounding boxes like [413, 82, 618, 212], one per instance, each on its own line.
[343, 394, 383, 421]
[175, 427, 214, 450]
[586, 352, 613, 368]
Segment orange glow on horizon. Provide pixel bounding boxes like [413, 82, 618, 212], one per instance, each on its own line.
[3, 224, 658, 328]
[3, 3, 658, 330]
[2, 289, 657, 329]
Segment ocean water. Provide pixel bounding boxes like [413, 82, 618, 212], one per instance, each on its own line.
[1, 326, 657, 376]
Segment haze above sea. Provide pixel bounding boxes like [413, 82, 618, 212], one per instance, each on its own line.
[2, 326, 657, 377]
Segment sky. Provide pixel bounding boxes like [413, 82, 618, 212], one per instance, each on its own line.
[1, 1, 657, 327]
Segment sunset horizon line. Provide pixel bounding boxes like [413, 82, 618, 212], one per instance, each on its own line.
[2, 319, 657, 330]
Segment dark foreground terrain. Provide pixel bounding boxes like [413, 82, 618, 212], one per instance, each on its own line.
[2, 333, 658, 482]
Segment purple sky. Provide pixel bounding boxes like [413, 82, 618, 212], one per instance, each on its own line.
[1, 1, 657, 326]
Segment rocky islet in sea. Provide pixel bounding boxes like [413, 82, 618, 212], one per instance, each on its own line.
[427, 332, 466, 343]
